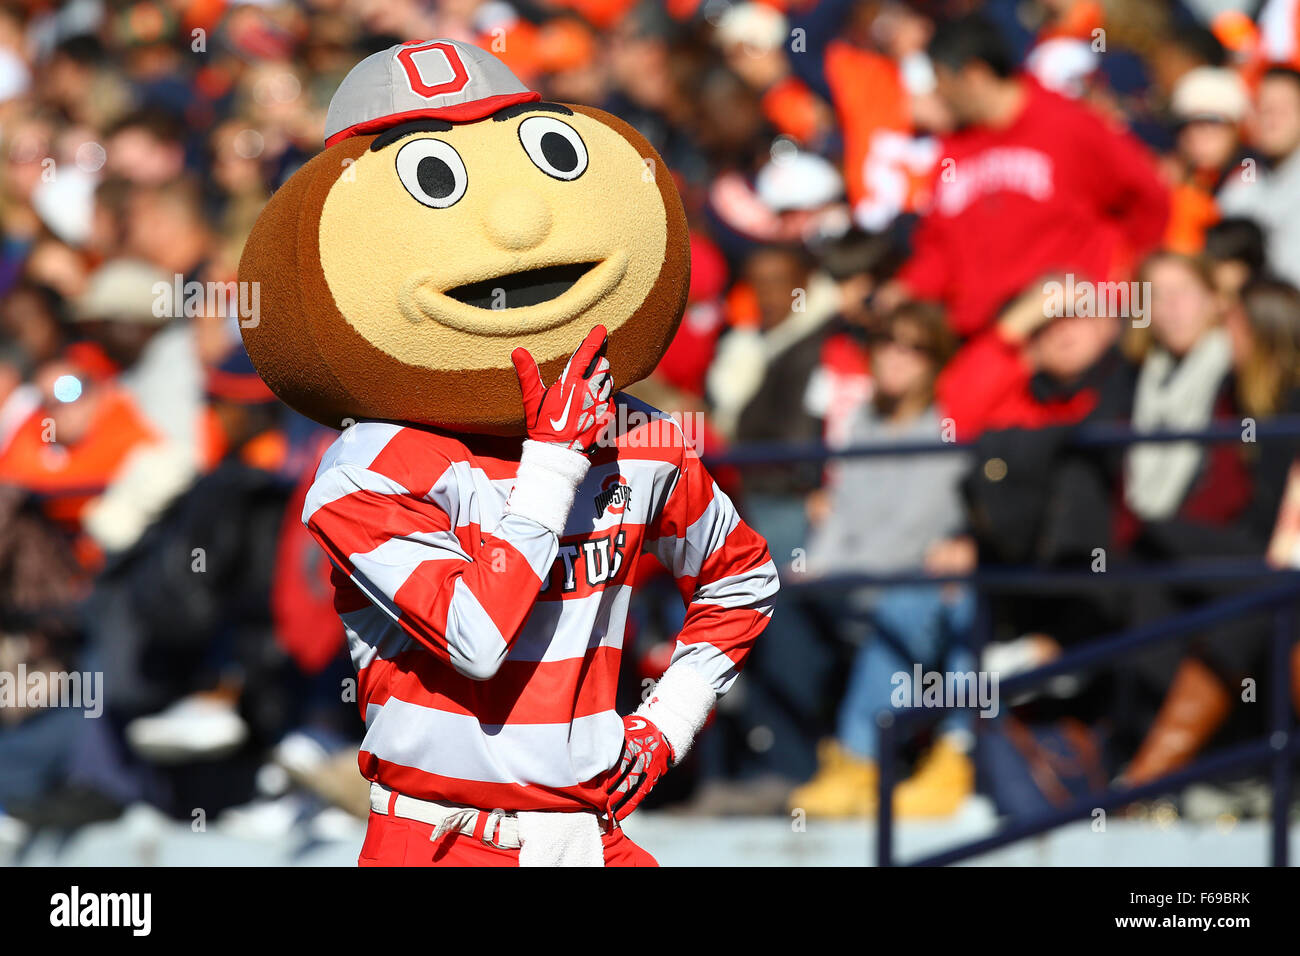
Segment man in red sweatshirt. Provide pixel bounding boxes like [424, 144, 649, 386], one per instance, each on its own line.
[888, 13, 1169, 347]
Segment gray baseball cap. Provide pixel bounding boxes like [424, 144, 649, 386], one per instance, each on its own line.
[324, 39, 541, 147]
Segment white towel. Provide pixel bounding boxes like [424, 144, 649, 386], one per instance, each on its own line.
[516, 811, 605, 867]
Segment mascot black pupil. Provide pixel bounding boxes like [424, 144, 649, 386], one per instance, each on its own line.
[418, 156, 455, 198]
[541, 132, 577, 171]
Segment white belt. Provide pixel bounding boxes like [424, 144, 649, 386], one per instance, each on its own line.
[370, 782, 522, 849]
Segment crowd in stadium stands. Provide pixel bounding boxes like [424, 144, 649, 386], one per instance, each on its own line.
[4, 0, 1300, 838]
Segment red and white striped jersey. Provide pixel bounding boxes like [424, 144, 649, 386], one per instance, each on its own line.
[303, 396, 779, 812]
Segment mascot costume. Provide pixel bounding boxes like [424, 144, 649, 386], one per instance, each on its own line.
[239, 39, 779, 866]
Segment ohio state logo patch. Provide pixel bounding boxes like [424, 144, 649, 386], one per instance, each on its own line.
[594, 474, 630, 517]
[396, 40, 470, 99]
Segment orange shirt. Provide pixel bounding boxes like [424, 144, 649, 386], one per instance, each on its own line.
[0, 389, 159, 531]
[199, 405, 288, 472]
[759, 42, 928, 224]
[824, 42, 912, 210]
[1164, 181, 1220, 254]
[1039, 0, 1104, 41]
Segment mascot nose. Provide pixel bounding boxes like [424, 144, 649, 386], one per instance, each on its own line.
[482, 188, 553, 251]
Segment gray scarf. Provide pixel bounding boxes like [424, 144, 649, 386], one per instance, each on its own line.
[1124, 327, 1234, 520]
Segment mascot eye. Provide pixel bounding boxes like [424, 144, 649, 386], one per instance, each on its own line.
[517, 117, 588, 181]
[395, 138, 468, 208]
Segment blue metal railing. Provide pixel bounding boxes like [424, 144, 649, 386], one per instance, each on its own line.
[703, 416, 1300, 467]
[717, 417, 1300, 866]
[872, 578, 1298, 866]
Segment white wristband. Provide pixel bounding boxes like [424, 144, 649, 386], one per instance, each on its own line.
[636, 665, 718, 765]
[504, 440, 591, 535]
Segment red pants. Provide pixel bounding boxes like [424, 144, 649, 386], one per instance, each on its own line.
[357, 809, 659, 866]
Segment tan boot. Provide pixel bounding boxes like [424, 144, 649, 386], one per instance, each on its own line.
[1124, 656, 1231, 786]
[893, 736, 974, 818]
[788, 739, 878, 817]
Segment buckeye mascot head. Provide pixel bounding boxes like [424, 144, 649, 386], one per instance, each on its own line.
[238, 39, 689, 435]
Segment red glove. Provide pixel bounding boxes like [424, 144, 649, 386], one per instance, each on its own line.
[511, 326, 613, 454]
[606, 714, 674, 821]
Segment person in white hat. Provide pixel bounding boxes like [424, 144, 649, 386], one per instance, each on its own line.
[75, 258, 203, 471]
[1172, 67, 1249, 183]
[1164, 66, 1251, 252]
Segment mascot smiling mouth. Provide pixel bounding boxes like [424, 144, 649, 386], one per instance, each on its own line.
[401, 251, 629, 335]
[445, 261, 598, 309]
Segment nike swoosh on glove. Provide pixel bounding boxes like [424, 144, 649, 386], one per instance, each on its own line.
[511, 325, 614, 454]
[606, 714, 674, 821]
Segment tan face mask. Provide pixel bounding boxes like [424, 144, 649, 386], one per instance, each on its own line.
[238, 105, 690, 434]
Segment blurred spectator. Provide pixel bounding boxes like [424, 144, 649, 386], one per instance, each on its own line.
[1164, 66, 1251, 253]
[814, 228, 901, 444]
[0, 348, 159, 547]
[643, 232, 729, 405]
[1218, 66, 1300, 288]
[1121, 252, 1242, 530]
[42, 34, 130, 130]
[1204, 216, 1268, 297]
[0, 279, 68, 367]
[1256, 0, 1300, 73]
[1128, 275, 1300, 561]
[67, 258, 202, 555]
[1149, 19, 1230, 100]
[0, 342, 38, 454]
[708, 243, 837, 559]
[63, 345, 297, 818]
[21, 236, 90, 303]
[103, 108, 186, 186]
[794, 302, 974, 818]
[1, 113, 55, 257]
[888, 12, 1169, 339]
[772, 0, 938, 230]
[938, 278, 1132, 439]
[957, 281, 1134, 651]
[74, 258, 202, 460]
[1123, 279, 1300, 787]
[123, 179, 213, 283]
[1232, 279, 1300, 424]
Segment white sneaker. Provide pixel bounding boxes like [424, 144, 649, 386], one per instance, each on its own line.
[125, 695, 249, 764]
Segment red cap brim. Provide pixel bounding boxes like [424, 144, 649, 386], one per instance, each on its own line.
[324, 90, 542, 147]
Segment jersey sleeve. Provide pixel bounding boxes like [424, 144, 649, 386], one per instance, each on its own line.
[644, 444, 780, 697]
[303, 460, 558, 681]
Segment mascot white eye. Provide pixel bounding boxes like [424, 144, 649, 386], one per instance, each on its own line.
[395, 138, 468, 208]
[518, 116, 588, 181]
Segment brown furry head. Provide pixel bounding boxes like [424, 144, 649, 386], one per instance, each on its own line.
[237, 103, 689, 434]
